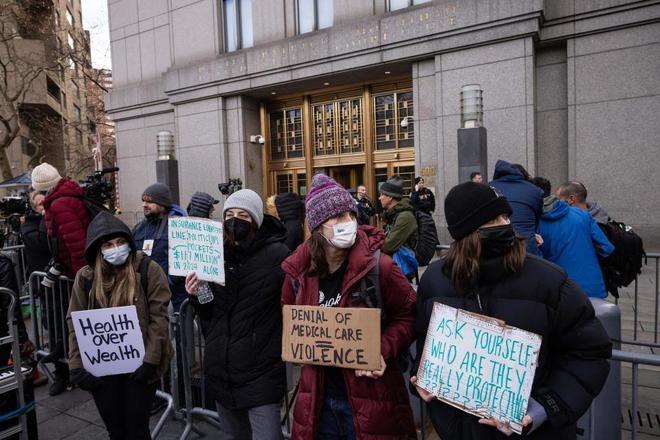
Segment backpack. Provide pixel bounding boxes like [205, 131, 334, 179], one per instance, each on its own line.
[414, 210, 439, 266]
[82, 256, 151, 307]
[598, 220, 645, 298]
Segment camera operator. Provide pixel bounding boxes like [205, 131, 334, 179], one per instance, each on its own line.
[21, 191, 50, 277]
[31, 163, 91, 395]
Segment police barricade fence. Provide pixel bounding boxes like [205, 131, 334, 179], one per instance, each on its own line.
[177, 299, 296, 440]
[24, 270, 175, 439]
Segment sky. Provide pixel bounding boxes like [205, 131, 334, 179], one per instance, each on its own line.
[81, 0, 112, 70]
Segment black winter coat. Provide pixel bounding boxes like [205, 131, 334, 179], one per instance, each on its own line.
[193, 215, 290, 410]
[415, 255, 611, 440]
[0, 255, 27, 342]
[275, 192, 305, 252]
[20, 213, 51, 274]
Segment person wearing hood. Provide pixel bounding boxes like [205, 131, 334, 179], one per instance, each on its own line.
[412, 182, 612, 439]
[184, 189, 289, 440]
[186, 191, 219, 218]
[133, 183, 188, 310]
[489, 160, 543, 256]
[538, 196, 614, 298]
[66, 212, 173, 440]
[281, 174, 416, 439]
[378, 175, 417, 256]
[33, 162, 91, 277]
[274, 192, 305, 251]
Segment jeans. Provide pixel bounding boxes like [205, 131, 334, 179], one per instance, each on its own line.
[215, 402, 283, 440]
[92, 374, 157, 440]
[317, 397, 356, 440]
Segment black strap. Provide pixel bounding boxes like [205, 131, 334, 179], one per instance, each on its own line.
[353, 250, 387, 327]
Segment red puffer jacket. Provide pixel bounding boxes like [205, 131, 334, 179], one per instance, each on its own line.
[281, 225, 417, 440]
[43, 178, 90, 278]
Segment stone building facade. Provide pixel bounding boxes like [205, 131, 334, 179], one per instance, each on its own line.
[106, 0, 660, 244]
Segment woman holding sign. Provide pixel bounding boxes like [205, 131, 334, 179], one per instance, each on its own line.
[281, 174, 417, 439]
[185, 189, 290, 440]
[412, 182, 612, 439]
[67, 212, 173, 440]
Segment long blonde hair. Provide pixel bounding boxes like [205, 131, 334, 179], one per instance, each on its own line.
[91, 251, 137, 308]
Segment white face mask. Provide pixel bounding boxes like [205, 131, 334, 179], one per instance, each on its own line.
[323, 220, 357, 249]
[102, 243, 131, 266]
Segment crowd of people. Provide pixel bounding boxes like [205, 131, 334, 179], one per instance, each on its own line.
[0, 158, 625, 440]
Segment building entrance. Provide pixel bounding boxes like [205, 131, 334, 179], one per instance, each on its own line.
[261, 80, 415, 201]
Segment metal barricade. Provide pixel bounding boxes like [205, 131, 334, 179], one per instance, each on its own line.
[27, 271, 73, 383]
[178, 299, 221, 440]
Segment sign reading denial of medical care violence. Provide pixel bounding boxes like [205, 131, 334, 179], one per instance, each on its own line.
[168, 217, 224, 284]
[71, 306, 145, 377]
[282, 306, 381, 370]
[416, 303, 542, 434]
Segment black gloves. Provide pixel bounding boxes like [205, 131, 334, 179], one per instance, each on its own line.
[130, 362, 157, 384]
[70, 368, 103, 391]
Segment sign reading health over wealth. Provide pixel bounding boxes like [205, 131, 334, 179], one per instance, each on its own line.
[282, 306, 381, 370]
[416, 303, 542, 434]
[71, 306, 145, 377]
[168, 217, 224, 284]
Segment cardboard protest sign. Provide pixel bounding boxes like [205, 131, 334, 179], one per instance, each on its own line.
[416, 302, 542, 434]
[282, 305, 381, 370]
[71, 306, 145, 377]
[168, 217, 224, 284]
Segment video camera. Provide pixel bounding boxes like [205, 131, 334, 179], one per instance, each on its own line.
[79, 167, 119, 205]
[0, 192, 30, 218]
[218, 178, 242, 196]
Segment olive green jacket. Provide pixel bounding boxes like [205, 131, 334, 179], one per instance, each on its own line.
[382, 197, 418, 255]
[66, 252, 173, 382]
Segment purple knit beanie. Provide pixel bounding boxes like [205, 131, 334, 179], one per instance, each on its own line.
[305, 173, 358, 231]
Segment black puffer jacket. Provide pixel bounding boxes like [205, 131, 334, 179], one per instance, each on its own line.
[20, 212, 51, 274]
[275, 192, 305, 252]
[415, 255, 611, 440]
[0, 255, 27, 342]
[194, 215, 290, 409]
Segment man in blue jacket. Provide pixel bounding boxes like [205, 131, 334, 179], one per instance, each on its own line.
[133, 183, 188, 309]
[489, 160, 544, 255]
[538, 196, 614, 298]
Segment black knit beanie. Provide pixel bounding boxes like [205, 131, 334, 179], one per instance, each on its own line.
[187, 191, 219, 218]
[444, 182, 512, 240]
[142, 183, 173, 209]
[379, 176, 405, 199]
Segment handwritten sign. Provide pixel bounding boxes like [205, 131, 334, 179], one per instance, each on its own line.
[416, 303, 542, 434]
[282, 306, 381, 370]
[168, 217, 224, 284]
[71, 306, 145, 377]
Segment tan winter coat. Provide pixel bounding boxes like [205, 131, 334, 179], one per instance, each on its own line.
[66, 252, 173, 382]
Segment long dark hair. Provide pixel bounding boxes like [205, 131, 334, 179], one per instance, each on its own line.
[306, 229, 330, 278]
[444, 230, 526, 292]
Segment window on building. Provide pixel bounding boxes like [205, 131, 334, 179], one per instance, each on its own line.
[223, 0, 253, 52]
[46, 77, 61, 102]
[21, 137, 36, 157]
[269, 107, 303, 160]
[74, 104, 81, 121]
[296, 0, 333, 34]
[387, 0, 431, 12]
[61, 92, 67, 111]
[68, 33, 75, 50]
[71, 80, 79, 98]
[374, 91, 414, 150]
[66, 8, 74, 26]
[75, 128, 83, 146]
[312, 98, 364, 156]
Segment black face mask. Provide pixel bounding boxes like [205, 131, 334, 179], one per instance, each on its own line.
[225, 217, 252, 242]
[479, 224, 516, 259]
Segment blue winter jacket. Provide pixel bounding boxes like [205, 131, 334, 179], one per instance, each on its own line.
[489, 160, 544, 255]
[133, 205, 187, 309]
[538, 200, 615, 298]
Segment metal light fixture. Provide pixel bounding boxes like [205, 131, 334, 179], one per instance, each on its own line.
[156, 131, 175, 160]
[460, 85, 483, 128]
[249, 134, 265, 144]
[400, 116, 414, 128]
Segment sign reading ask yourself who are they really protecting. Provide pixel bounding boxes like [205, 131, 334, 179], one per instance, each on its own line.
[416, 303, 542, 434]
[168, 217, 225, 285]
